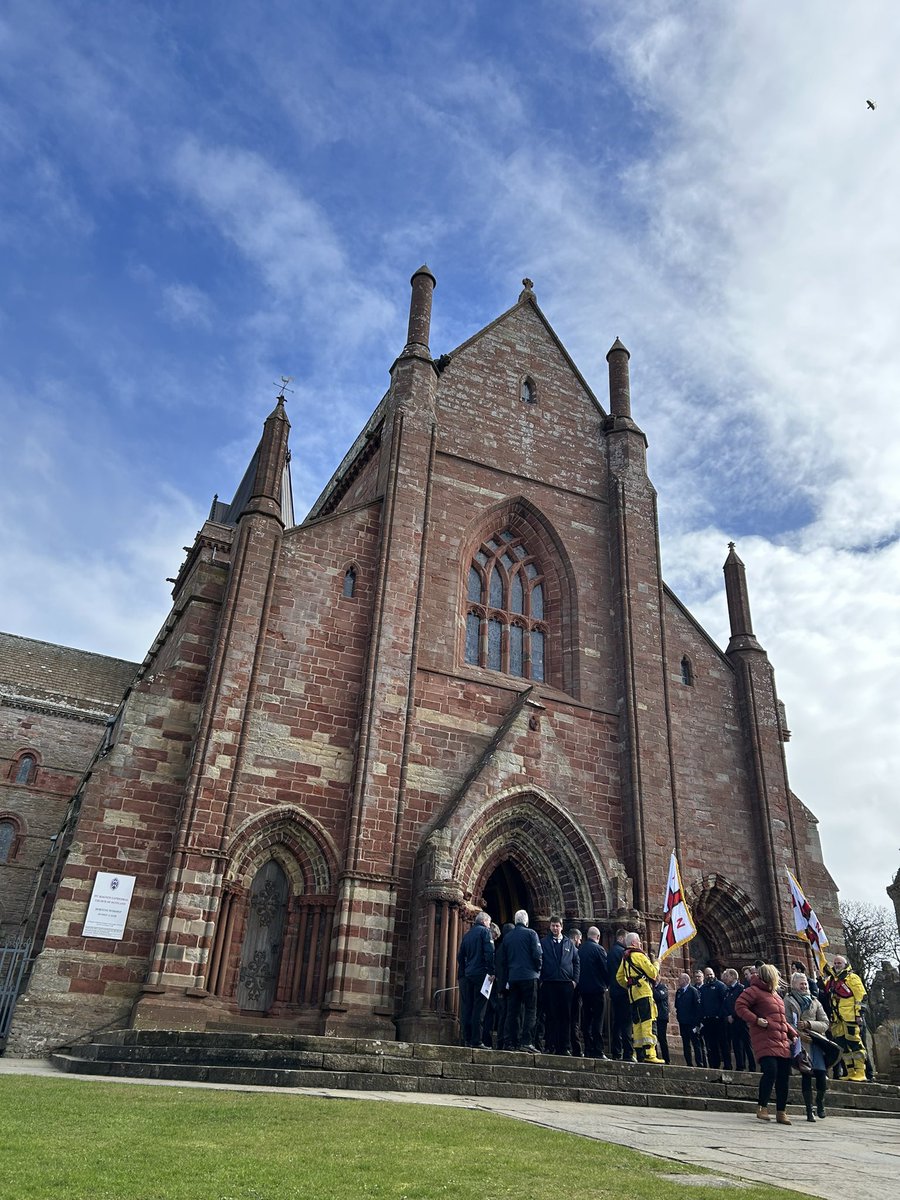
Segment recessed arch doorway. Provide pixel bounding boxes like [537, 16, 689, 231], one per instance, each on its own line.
[482, 859, 535, 928]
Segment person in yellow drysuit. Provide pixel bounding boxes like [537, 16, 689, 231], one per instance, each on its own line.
[615, 931, 662, 1064]
[822, 954, 867, 1081]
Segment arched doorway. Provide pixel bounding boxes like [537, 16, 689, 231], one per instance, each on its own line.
[482, 859, 534, 928]
[688, 874, 768, 969]
[236, 859, 289, 1011]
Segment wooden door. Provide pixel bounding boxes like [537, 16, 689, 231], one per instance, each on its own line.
[236, 860, 289, 1011]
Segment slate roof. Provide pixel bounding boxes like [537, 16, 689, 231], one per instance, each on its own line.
[0, 632, 138, 721]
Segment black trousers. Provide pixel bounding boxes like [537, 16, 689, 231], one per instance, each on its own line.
[655, 1019, 670, 1063]
[580, 990, 606, 1057]
[504, 979, 538, 1050]
[611, 993, 634, 1060]
[541, 980, 574, 1054]
[727, 1018, 755, 1071]
[758, 1054, 791, 1111]
[459, 977, 487, 1047]
[702, 1016, 731, 1068]
[679, 1023, 706, 1067]
[800, 1068, 827, 1111]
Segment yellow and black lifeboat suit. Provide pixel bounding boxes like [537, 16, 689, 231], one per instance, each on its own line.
[616, 948, 662, 1063]
[823, 962, 867, 1081]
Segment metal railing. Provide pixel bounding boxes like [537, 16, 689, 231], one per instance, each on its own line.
[0, 934, 32, 1050]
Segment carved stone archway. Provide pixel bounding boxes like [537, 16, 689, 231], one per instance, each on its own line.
[401, 787, 623, 1043]
[687, 874, 768, 969]
[205, 806, 338, 1021]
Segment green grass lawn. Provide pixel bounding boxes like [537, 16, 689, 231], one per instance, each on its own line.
[0, 1077, 807, 1200]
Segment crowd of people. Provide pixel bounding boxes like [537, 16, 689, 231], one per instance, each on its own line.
[457, 911, 872, 1124]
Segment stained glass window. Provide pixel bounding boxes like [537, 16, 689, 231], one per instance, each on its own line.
[531, 583, 544, 621]
[510, 624, 524, 676]
[531, 629, 545, 682]
[511, 573, 524, 614]
[0, 821, 15, 863]
[465, 613, 481, 664]
[489, 566, 503, 608]
[488, 619, 503, 670]
[463, 529, 548, 683]
[468, 566, 482, 602]
[15, 755, 35, 785]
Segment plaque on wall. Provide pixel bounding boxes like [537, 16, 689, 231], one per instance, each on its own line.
[82, 872, 136, 940]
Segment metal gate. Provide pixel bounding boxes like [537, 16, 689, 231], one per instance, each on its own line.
[0, 934, 32, 1051]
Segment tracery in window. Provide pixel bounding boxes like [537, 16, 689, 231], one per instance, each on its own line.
[14, 754, 36, 785]
[464, 529, 548, 682]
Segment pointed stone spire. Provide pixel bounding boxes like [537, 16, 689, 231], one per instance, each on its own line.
[724, 542, 763, 652]
[242, 396, 291, 524]
[403, 264, 436, 358]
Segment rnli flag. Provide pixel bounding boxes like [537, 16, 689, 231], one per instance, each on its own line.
[657, 851, 697, 963]
[786, 869, 829, 971]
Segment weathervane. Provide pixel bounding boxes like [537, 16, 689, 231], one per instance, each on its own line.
[274, 375, 295, 401]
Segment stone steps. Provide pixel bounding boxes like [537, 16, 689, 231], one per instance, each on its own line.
[50, 1032, 900, 1119]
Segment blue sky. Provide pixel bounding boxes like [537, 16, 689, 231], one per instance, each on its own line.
[2, 1, 899, 914]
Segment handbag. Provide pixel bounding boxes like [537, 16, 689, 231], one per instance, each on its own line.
[791, 1036, 813, 1075]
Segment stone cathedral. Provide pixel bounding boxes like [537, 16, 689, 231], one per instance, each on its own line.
[3, 269, 839, 1053]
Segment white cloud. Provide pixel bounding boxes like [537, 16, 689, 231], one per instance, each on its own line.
[161, 282, 214, 329]
[170, 138, 397, 354]
[2, 0, 897, 913]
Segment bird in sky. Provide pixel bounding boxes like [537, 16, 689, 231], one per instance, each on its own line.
[867, 99, 876, 110]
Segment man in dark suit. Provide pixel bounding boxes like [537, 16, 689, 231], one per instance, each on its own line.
[539, 915, 580, 1055]
[700, 966, 730, 1069]
[674, 971, 705, 1066]
[502, 909, 543, 1052]
[577, 926, 609, 1058]
[456, 910, 494, 1048]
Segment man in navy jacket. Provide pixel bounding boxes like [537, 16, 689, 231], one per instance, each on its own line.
[577, 926, 610, 1058]
[456, 911, 495, 1047]
[501, 909, 543, 1052]
[539, 915, 580, 1055]
[700, 966, 731, 1069]
[674, 971, 705, 1067]
[722, 967, 755, 1071]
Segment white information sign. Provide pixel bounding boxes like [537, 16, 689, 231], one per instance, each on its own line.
[82, 872, 136, 940]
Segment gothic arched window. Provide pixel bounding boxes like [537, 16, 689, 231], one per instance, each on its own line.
[521, 376, 537, 405]
[342, 567, 356, 599]
[680, 656, 694, 687]
[0, 820, 17, 863]
[464, 529, 548, 682]
[14, 754, 36, 785]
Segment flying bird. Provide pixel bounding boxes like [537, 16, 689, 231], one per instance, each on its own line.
[867, 99, 876, 110]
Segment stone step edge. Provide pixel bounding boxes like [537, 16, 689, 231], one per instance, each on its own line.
[48, 1055, 900, 1119]
[63, 1039, 898, 1101]
[84, 1032, 899, 1097]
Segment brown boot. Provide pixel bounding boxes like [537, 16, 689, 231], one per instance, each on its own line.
[756, 1106, 771, 1121]
[776, 1111, 792, 1125]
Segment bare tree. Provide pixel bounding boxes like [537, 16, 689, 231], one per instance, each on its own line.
[839, 901, 900, 990]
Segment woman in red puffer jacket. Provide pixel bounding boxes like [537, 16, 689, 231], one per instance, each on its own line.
[735, 964, 798, 1125]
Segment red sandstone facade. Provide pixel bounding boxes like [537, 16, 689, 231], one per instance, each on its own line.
[7, 270, 839, 1053]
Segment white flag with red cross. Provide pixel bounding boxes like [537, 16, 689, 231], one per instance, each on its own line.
[657, 851, 697, 963]
[786, 869, 829, 971]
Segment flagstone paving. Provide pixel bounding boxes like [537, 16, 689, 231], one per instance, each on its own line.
[1, 1057, 897, 1200]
